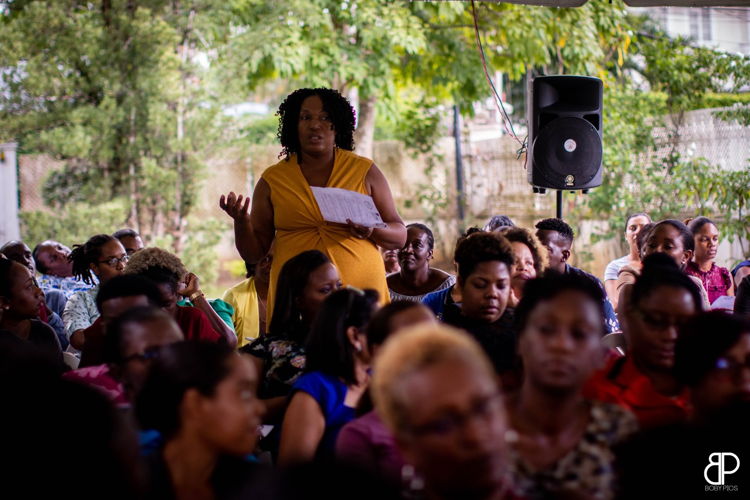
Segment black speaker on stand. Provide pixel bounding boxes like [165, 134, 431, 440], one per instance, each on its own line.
[525, 75, 603, 217]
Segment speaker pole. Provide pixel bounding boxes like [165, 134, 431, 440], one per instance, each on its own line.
[556, 190, 563, 219]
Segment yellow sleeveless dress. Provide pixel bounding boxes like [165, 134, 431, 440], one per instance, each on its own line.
[261, 149, 389, 320]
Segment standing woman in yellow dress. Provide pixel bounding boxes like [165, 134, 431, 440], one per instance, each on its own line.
[220, 88, 406, 318]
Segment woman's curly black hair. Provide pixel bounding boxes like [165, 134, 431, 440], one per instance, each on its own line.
[454, 231, 515, 281]
[276, 88, 356, 160]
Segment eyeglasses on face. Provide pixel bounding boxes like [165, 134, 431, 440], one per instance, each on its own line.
[99, 255, 129, 267]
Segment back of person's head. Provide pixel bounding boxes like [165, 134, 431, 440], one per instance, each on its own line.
[675, 311, 750, 387]
[514, 271, 605, 335]
[268, 249, 331, 338]
[136, 341, 235, 438]
[406, 222, 435, 251]
[534, 217, 575, 244]
[132, 265, 181, 296]
[305, 288, 379, 385]
[69, 234, 117, 284]
[483, 215, 515, 232]
[630, 253, 702, 311]
[366, 300, 435, 350]
[95, 274, 163, 313]
[124, 246, 187, 281]
[453, 231, 515, 280]
[498, 226, 548, 275]
[103, 306, 181, 365]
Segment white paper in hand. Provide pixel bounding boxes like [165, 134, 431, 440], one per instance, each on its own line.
[311, 187, 387, 228]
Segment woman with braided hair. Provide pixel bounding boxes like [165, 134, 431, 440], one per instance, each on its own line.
[63, 234, 128, 351]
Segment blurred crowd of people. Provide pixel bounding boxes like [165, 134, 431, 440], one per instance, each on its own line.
[2, 88, 748, 500]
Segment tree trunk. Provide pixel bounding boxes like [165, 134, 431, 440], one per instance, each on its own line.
[354, 91, 377, 159]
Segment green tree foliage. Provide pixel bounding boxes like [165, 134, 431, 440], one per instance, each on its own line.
[224, 0, 633, 156]
[571, 20, 750, 257]
[0, 0, 231, 280]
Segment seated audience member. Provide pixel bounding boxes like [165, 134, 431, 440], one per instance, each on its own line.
[483, 214, 515, 232]
[1, 240, 35, 271]
[534, 217, 620, 333]
[124, 248, 234, 346]
[441, 231, 518, 379]
[241, 250, 342, 424]
[0, 259, 64, 370]
[223, 251, 272, 347]
[617, 312, 750, 498]
[372, 324, 515, 500]
[136, 342, 266, 500]
[380, 246, 400, 275]
[499, 226, 547, 305]
[336, 301, 436, 487]
[585, 253, 703, 428]
[279, 288, 378, 465]
[615, 221, 654, 296]
[731, 260, 750, 291]
[674, 311, 750, 422]
[617, 219, 710, 316]
[1, 240, 67, 346]
[113, 228, 145, 256]
[603, 213, 651, 308]
[0, 339, 143, 499]
[77, 274, 163, 367]
[507, 273, 637, 500]
[421, 227, 483, 319]
[686, 217, 733, 304]
[33, 239, 95, 298]
[64, 306, 184, 408]
[387, 223, 455, 302]
[64, 234, 128, 350]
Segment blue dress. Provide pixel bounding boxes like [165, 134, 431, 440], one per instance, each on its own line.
[291, 371, 356, 459]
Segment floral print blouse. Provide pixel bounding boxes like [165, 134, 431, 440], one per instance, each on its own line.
[243, 336, 306, 399]
[509, 401, 638, 500]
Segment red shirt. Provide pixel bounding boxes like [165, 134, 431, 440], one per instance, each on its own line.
[583, 356, 691, 429]
[175, 305, 222, 342]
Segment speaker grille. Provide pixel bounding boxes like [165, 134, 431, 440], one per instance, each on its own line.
[532, 116, 602, 188]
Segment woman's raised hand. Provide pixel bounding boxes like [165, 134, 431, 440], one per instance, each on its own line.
[219, 192, 251, 223]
